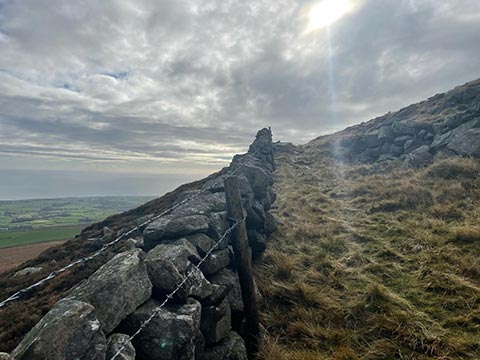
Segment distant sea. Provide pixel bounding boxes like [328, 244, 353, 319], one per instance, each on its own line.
[0, 169, 202, 200]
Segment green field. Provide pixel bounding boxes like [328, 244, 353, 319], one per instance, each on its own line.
[0, 226, 84, 249]
[0, 196, 154, 248]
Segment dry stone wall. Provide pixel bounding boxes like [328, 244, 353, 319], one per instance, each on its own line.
[6, 128, 277, 360]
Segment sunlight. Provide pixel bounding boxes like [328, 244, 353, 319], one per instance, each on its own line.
[307, 0, 352, 31]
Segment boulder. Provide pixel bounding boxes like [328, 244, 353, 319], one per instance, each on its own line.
[144, 214, 210, 250]
[68, 249, 152, 333]
[12, 298, 106, 360]
[0, 354, 12, 360]
[145, 241, 216, 301]
[377, 125, 394, 141]
[201, 332, 248, 360]
[201, 300, 231, 345]
[201, 249, 231, 276]
[235, 164, 273, 200]
[446, 126, 480, 156]
[403, 145, 434, 168]
[208, 269, 243, 313]
[106, 334, 135, 360]
[186, 233, 216, 256]
[119, 298, 202, 360]
[13, 266, 43, 277]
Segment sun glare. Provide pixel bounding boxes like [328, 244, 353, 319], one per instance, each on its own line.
[307, 0, 352, 31]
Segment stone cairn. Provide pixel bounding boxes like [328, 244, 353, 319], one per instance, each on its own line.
[6, 128, 277, 360]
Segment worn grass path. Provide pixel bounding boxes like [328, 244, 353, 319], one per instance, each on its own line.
[257, 149, 480, 360]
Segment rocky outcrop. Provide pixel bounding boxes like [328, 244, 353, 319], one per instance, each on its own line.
[9, 128, 277, 360]
[310, 79, 480, 167]
[11, 299, 106, 360]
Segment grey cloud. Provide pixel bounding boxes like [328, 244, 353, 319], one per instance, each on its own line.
[0, 0, 479, 168]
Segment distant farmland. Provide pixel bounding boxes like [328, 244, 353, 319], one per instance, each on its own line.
[0, 196, 154, 248]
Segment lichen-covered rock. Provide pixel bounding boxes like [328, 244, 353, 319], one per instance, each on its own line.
[144, 214, 210, 250]
[67, 249, 152, 334]
[119, 298, 202, 360]
[201, 300, 231, 345]
[186, 233, 216, 256]
[146, 242, 214, 301]
[201, 249, 231, 276]
[172, 192, 227, 217]
[13, 266, 43, 277]
[403, 145, 434, 168]
[201, 332, 247, 360]
[0, 353, 12, 360]
[12, 298, 106, 360]
[106, 334, 135, 360]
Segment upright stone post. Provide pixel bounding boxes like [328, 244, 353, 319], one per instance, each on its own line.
[224, 176, 260, 358]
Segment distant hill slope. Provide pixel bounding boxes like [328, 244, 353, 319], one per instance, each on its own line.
[305, 78, 480, 167]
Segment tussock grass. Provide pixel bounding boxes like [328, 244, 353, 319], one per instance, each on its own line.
[257, 152, 480, 360]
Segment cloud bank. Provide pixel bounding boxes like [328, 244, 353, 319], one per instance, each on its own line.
[0, 0, 479, 197]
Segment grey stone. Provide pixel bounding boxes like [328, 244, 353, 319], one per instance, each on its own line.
[120, 298, 202, 360]
[403, 145, 434, 168]
[235, 164, 273, 200]
[393, 135, 413, 146]
[13, 266, 43, 277]
[209, 269, 243, 313]
[201, 249, 231, 276]
[204, 175, 254, 200]
[172, 192, 227, 217]
[68, 249, 152, 333]
[144, 214, 209, 250]
[186, 233, 216, 256]
[12, 298, 106, 360]
[0, 353, 12, 360]
[247, 230, 267, 259]
[390, 144, 404, 156]
[106, 334, 135, 360]
[201, 332, 248, 360]
[207, 211, 230, 248]
[377, 125, 394, 141]
[145, 242, 215, 301]
[201, 300, 231, 345]
[365, 146, 382, 159]
[447, 127, 480, 156]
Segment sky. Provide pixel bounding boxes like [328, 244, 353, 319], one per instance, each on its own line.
[1, 0, 479, 200]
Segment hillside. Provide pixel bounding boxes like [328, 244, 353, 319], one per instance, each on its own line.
[257, 80, 480, 359]
[0, 79, 479, 359]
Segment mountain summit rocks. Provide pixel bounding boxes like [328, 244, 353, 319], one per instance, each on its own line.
[306, 79, 480, 167]
[9, 128, 277, 360]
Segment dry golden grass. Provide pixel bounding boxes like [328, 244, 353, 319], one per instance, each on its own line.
[257, 152, 480, 359]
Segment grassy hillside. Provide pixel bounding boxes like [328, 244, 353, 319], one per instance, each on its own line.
[257, 150, 480, 359]
[0, 227, 83, 249]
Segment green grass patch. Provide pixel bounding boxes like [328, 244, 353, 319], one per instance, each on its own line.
[0, 226, 83, 249]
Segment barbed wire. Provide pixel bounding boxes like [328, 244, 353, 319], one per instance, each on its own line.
[0, 150, 258, 309]
[111, 214, 246, 360]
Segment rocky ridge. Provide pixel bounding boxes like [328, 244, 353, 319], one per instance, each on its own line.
[305, 78, 480, 167]
[4, 128, 277, 360]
